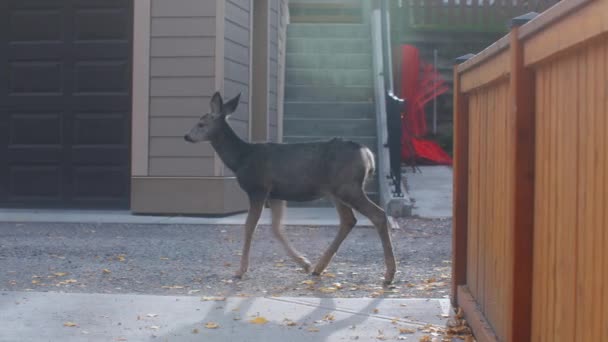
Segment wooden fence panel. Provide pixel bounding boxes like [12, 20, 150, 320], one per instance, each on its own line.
[531, 35, 608, 342]
[453, 1, 607, 341]
[465, 79, 514, 341]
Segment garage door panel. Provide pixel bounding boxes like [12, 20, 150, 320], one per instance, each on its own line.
[72, 147, 129, 165]
[72, 166, 128, 199]
[7, 147, 62, 164]
[9, 166, 62, 198]
[0, 0, 132, 207]
[9, 62, 64, 95]
[74, 61, 129, 94]
[9, 9, 64, 42]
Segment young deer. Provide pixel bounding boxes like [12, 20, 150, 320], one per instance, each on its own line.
[185, 92, 396, 284]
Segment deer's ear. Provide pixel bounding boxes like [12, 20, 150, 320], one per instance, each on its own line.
[210, 91, 223, 113]
[222, 93, 241, 116]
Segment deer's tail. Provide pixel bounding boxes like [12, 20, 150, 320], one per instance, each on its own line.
[361, 147, 376, 182]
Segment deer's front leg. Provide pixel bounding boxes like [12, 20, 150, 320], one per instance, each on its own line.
[234, 195, 265, 279]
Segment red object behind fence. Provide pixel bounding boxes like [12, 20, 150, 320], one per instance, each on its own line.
[399, 45, 452, 165]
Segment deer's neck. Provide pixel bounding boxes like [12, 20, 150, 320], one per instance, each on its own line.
[210, 119, 251, 172]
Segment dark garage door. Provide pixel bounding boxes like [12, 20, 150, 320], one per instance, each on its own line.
[0, 0, 133, 208]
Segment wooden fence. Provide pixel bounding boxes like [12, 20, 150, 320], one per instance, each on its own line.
[452, 1, 608, 341]
[402, 0, 561, 31]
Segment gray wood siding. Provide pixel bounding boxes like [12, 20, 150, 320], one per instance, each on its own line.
[268, 0, 280, 142]
[224, 0, 251, 140]
[149, 0, 217, 176]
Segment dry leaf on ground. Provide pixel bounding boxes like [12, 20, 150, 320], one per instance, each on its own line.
[201, 296, 226, 302]
[249, 316, 269, 325]
[318, 287, 338, 293]
[204, 322, 220, 329]
[63, 322, 78, 327]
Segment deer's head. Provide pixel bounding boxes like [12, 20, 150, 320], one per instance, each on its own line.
[184, 91, 240, 143]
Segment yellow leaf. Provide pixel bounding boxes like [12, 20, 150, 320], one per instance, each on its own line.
[307, 327, 320, 332]
[31, 280, 40, 285]
[274, 263, 285, 267]
[332, 282, 343, 289]
[63, 322, 78, 327]
[301, 280, 315, 285]
[160, 257, 169, 260]
[54, 272, 68, 277]
[102, 269, 111, 274]
[318, 287, 337, 293]
[161, 285, 184, 289]
[249, 316, 269, 325]
[201, 296, 226, 302]
[204, 322, 220, 329]
[322, 272, 336, 278]
[399, 328, 416, 334]
[419, 336, 432, 342]
[116, 255, 126, 262]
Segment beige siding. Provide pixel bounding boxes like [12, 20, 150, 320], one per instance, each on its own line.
[224, 0, 251, 138]
[149, 0, 217, 176]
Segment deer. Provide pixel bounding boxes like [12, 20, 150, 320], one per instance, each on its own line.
[184, 91, 396, 285]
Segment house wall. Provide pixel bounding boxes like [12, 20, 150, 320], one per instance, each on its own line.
[268, 0, 280, 142]
[148, 0, 217, 177]
[224, 0, 251, 142]
[131, 0, 248, 214]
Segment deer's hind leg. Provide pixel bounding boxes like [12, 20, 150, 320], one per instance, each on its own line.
[312, 197, 357, 276]
[335, 185, 396, 285]
[269, 199, 311, 272]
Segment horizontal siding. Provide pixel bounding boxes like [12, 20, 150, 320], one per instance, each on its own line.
[151, 17, 215, 37]
[268, 0, 280, 142]
[151, 37, 215, 57]
[224, 0, 251, 149]
[150, 97, 211, 117]
[149, 137, 215, 157]
[150, 57, 215, 77]
[149, 0, 217, 176]
[151, 0, 216, 17]
[149, 157, 215, 176]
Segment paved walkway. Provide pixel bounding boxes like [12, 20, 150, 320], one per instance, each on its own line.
[0, 207, 372, 227]
[404, 166, 453, 219]
[1, 291, 451, 342]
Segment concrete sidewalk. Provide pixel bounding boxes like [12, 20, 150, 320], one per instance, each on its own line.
[0, 207, 372, 227]
[404, 166, 453, 219]
[1, 291, 451, 342]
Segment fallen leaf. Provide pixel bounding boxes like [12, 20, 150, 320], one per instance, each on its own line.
[323, 314, 335, 321]
[160, 257, 169, 260]
[192, 328, 199, 334]
[161, 285, 184, 289]
[115, 338, 128, 342]
[63, 322, 78, 327]
[274, 263, 285, 267]
[57, 279, 78, 286]
[116, 255, 126, 262]
[399, 328, 416, 334]
[31, 280, 40, 285]
[372, 309, 379, 314]
[284, 319, 297, 327]
[148, 326, 160, 330]
[307, 327, 320, 332]
[301, 280, 315, 285]
[146, 314, 159, 318]
[102, 269, 111, 274]
[332, 282, 343, 289]
[201, 296, 226, 302]
[322, 272, 336, 278]
[249, 316, 269, 325]
[54, 272, 68, 277]
[419, 336, 432, 342]
[318, 287, 337, 293]
[204, 322, 220, 329]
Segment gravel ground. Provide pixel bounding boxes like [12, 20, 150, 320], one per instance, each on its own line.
[0, 218, 452, 299]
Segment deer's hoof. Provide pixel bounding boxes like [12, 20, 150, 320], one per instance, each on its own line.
[233, 272, 245, 280]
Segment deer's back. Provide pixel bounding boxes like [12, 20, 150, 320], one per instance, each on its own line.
[235, 138, 373, 201]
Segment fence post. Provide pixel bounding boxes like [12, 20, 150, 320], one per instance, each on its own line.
[451, 53, 475, 306]
[509, 12, 538, 342]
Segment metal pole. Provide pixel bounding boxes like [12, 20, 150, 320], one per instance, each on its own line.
[433, 48, 438, 135]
